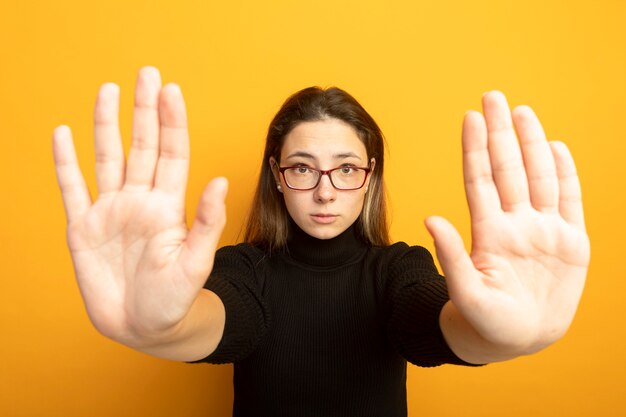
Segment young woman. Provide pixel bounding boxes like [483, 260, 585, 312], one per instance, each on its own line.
[52, 67, 590, 416]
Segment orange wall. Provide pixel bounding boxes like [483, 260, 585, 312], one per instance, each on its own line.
[1, 1, 624, 416]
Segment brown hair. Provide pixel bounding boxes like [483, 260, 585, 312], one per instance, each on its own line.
[244, 86, 390, 251]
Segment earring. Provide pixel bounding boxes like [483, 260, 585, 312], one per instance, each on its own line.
[277, 184, 283, 193]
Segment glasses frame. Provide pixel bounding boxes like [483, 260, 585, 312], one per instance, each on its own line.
[278, 165, 372, 191]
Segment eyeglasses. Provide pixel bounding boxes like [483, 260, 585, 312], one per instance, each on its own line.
[278, 165, 371, 191]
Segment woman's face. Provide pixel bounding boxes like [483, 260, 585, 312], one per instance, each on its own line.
[271, 118, 375, 240]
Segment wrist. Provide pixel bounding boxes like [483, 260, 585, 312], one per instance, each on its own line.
[439, 301, 538, 364]
[119, 290, 224, 361]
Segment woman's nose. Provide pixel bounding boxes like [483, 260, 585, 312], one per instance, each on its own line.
[314, 174, 336, 203]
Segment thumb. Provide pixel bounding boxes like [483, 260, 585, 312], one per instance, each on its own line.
[180, 177, 229, 281]
[424, 216, 477, 297]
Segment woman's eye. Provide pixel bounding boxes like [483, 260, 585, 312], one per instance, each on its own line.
[340, 167, 354, 174]
[296, 167, 310, 174]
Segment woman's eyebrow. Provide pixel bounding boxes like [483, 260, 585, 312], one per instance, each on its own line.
[333, 152, 362, 160]
[284, 151, 316, 160]
[284, 151, 362, 160]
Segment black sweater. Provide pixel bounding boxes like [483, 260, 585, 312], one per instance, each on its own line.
[196, 224, 470, 416]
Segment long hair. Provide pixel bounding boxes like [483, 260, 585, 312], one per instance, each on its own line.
[244, 86, 390, 251]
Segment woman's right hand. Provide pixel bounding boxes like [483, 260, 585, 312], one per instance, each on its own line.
[52, 67, 228, 351]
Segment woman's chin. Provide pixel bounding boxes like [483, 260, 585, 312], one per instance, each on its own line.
[302, 222, 346, 240]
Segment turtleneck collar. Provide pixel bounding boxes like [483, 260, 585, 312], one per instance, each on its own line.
[283, 219, 369, 268]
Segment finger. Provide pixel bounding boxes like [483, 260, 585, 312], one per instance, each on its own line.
[153, 83, 190, 200]
[180, 177, 228, 283]
[125, 66, 162, 190]
[512, 105, 558, 212]
[462, 110, 501, 223]
[52, 126, 92, 223]
[424, 216, 480, 298]
[483, 91, 530, 211]
[94, 83, 125, 194]
[550, 141, 586, 229]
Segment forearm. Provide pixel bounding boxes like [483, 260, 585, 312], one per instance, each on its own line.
[124, 289, 225, 362]
[439, 301, 542, 365]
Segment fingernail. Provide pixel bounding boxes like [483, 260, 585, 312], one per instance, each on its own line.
[54, 125, 71, 137]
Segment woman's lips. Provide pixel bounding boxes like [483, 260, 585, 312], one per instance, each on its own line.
[311, 214, 338, 224]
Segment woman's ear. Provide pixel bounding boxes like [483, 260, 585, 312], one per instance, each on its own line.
[365, 158, 376, 192]
[269, 156, 279, 182]
[269, 157, 283, 193]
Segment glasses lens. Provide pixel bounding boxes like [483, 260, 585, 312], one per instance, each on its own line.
[284, 167, 320, 189]
[330, 167, 366, 189]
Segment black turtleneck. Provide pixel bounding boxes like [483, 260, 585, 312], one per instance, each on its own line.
[284, 220, 368, 267]
[197, 223, 471, 417]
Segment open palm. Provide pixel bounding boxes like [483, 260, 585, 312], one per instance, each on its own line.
[426, 92, 590, 355]
[53, 67, 227, 347]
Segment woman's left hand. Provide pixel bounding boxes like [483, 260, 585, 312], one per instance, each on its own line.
[425, 91, 590, 363]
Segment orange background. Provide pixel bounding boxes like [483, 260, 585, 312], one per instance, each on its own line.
[1, 1, 624, 416]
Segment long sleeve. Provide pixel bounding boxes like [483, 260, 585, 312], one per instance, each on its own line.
[192, 244, 270, 364]
[383, 243, 479, 367]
